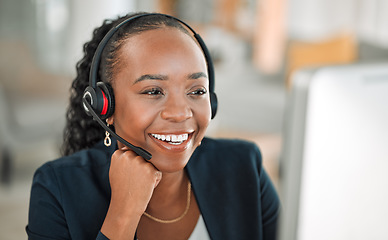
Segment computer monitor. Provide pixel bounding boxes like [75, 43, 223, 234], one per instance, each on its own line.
[278, 62, 388, 240]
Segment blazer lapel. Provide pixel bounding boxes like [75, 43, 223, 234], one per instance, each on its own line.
[186, 139, 262, 240]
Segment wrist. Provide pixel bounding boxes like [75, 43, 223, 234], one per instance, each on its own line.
[101, 201, 143, 239]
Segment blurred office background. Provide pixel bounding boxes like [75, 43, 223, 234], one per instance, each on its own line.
[1, 0, 388, 239]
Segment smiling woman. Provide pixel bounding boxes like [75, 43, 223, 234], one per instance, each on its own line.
[26, 12, 280, 240]
[109, 27, 211, 173]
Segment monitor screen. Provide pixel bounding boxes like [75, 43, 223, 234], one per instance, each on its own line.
[278, 62, 388, 240]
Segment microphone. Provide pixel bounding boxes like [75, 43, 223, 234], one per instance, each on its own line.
[82, 98, 153, 160]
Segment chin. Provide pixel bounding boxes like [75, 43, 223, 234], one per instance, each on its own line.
[150, 152, 192, 173]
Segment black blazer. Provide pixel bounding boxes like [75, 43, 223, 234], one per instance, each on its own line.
[26, 137, 280, 240]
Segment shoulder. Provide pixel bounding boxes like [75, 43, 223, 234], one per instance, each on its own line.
[202, 137, 258, 148]
[32, 140, 113, 194]
[30, 140, 112, 211]
[197, 137, 262, 162]
[37, 141, 111, 174]
[28, 141, 113, 239]
[188, 137, 263, 173]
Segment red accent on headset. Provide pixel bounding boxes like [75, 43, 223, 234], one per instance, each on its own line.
[101, 90, 108, 116]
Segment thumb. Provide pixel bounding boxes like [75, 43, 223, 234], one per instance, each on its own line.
[154, 171, 162, 188]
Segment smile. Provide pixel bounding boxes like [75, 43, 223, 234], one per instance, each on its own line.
[151, 133, 189, 145]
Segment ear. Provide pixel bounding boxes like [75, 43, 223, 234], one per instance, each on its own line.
[106, 117, 114, 125]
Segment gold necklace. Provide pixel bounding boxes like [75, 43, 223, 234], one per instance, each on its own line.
[143, 182, 191, 224]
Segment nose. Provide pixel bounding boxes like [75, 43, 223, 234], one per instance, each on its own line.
[160, 95, 193, 122]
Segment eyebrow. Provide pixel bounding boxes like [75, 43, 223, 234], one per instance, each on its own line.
[133, 72, 208, 85]
[134, 74, 168, 84]
[187, 72, 208, 80]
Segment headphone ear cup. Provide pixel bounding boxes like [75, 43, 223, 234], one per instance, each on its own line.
[83, 86, 98, 116]
[210, 92, 218, 119]
[97, 82, 115, 120]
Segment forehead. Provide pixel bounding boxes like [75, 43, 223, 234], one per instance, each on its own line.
[124, 26, 197, 47]
[117, 27, 206, 68]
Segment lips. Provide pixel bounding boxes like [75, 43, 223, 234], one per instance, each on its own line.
[151, 133, 189, 145]
[149, 131, 194, 152]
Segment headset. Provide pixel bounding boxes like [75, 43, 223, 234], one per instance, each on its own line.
[82, 13, 218, 161]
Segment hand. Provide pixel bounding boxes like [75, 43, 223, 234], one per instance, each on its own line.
[109, 147, 162, 214]
[101, 147, 162, 239]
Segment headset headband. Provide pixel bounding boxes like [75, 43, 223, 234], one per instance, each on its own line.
[89, 13, 215, 93]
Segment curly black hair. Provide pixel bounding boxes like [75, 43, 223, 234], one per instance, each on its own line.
[61, 12, 191, 156]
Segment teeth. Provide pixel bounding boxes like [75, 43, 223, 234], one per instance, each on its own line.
[151, 133, 189, 144]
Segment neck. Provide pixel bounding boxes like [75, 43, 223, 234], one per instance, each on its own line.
[147, 170, 188, 210]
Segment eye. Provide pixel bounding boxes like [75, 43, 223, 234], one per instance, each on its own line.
[141, 88, 164, 96]
[189, 88, 207, 96]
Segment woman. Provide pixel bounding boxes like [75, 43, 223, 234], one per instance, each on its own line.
[26, 12, 279, 240]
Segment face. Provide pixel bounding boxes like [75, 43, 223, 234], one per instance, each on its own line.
[109, 27, 211, 173]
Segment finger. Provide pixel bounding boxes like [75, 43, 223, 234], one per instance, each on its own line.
[154, 171, 162, 188]
[120, 146, 131, 151]
[112, 148, 134, 161]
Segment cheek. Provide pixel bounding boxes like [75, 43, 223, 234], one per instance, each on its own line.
[194, 99, 212, 131]
[114, 96, 157, 139]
